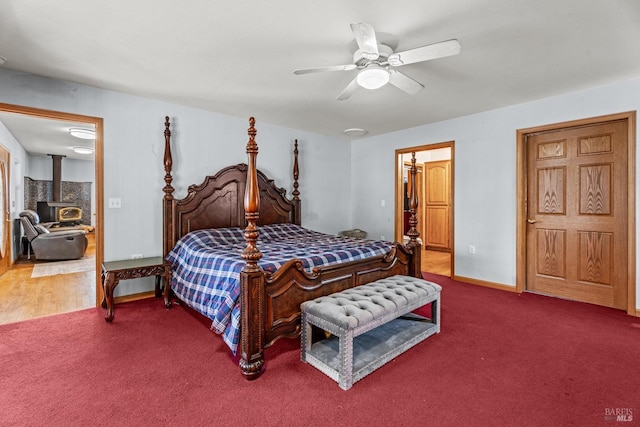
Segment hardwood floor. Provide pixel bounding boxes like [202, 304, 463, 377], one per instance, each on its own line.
[0, 233, 96, 325]
[422, 249, 451, 276]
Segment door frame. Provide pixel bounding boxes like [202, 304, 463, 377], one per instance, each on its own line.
[516, 111, 636, 315]
[0, 144, 10, 276]
[395, 141, 455, 276]
[0, 102, 104, 307]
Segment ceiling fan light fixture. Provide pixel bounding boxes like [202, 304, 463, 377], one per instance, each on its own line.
[72, 146, 94, 155]
[356, 65, 390, 90]
[69, 128, 95, 140]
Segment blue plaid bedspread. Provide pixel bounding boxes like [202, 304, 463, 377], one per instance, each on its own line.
[166, 223, 393, 354]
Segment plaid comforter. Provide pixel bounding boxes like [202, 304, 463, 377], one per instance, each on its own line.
[166, 223, 393, 353]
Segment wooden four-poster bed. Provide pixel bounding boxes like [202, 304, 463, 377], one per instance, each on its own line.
[162, 116, 422, 380]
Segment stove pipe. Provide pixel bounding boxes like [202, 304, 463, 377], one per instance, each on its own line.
[48, 154, 65, 202]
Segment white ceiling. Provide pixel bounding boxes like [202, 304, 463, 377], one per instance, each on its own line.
[1, 0, 639, 147]
[0, 111, 95, 160]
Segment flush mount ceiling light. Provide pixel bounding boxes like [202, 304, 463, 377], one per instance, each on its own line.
[356, 64, 390, 90]
[72, 146, 94, 155]
[69, 128, 95, 140]
[344, 128, 368, 137]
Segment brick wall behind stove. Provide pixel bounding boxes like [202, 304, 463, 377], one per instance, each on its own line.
[24, 177, 92, 225]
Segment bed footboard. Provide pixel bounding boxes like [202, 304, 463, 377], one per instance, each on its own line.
[262, 242, 419, 346]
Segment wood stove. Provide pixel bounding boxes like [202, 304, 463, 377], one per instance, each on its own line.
[58, 206, 82, 223]
[32, 154, 83, 226]
[37, 201, 82, 225]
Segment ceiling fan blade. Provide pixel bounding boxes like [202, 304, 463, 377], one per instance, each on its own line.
[293, 64, 357, 75]
[388, 39, 461, 66]
[350, 23, 379, 60]
[336, 77, 360, 101]
[388, 70, 424, 94]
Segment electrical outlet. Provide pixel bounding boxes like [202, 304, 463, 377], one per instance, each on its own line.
[468, 245, 476, 255]
[381, 235, 385, 241]
[131, 253, 143, 259]
[108, 198, 121, 209]
[380, 199, 386, 207]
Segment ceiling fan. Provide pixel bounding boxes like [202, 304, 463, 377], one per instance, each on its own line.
[293, 23, 461, 101]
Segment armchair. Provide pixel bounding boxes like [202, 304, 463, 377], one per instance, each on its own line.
[19, 210, 88, 261]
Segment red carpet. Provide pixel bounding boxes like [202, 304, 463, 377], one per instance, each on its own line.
[1, 273, 639, 426]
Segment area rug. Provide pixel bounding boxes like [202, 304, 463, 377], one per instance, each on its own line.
[30, 256, 95, 278]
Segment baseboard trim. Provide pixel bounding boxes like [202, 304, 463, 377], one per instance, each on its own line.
[453, 275, 518, 293]
[114, 291, 157, 305]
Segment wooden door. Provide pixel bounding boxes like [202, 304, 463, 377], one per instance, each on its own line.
[0, 145, 10, 276]
[425, 160, 451, 250]
[526, 120, 628, 309]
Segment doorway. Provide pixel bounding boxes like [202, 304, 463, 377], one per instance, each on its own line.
[0, 103, 104, 313]
[395, 142, 454, 277]
[516, 112, 636, 314]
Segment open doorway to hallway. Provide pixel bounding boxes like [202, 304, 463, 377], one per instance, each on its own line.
[395, 142, 454, 277]
[0, 103, 104, 323]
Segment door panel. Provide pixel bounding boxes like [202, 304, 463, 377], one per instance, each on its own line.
[425, 206, 449, 248]
[526, 120, 627, 309]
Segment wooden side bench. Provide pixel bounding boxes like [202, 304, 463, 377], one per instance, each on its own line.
[300, 275, 441, 390]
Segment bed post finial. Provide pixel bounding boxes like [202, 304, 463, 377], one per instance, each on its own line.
[247, 116, 257, 142]
[240, 116, 265, 380]
[292, 139, 301, 225]
[242, 116, 261, 269]
[163, 116, 174, 198]
[293, 140, 300, 200]
[163, 116, 175, 255]
[162, 116, 174, 307]
[407, 152, 419, 243]
[406, 152, 422, 277]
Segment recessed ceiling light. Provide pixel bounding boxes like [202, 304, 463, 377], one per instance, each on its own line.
[72, 146, 94, 155]
[69, 128, 95, 140]
[344, 128, 368, 137]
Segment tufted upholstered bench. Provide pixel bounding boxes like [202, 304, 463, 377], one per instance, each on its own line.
[300, 275, 441, 390]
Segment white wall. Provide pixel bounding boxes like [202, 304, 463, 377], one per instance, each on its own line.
[0, 120, 28, 260]
[0, 69, 351, 296]
[352, 76, 640, 310]
[414, 148, 451, 164]
[0, 121, 28, 215]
